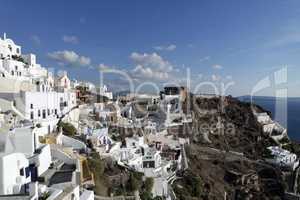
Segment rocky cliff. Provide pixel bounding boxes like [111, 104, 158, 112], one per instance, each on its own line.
[173, 95, 286, 200]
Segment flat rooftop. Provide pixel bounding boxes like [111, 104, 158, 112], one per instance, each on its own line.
[49, 171, 73, 185]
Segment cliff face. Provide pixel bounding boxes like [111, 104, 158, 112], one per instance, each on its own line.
[192, 96, 277, 157]
[174, 96, 285, 200]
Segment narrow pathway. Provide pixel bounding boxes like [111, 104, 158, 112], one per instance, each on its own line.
[181, 144, 188, 170]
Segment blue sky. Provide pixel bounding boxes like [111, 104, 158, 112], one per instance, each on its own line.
[0, 0, 300, 96]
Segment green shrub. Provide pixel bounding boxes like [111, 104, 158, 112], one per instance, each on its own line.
[128, 175, 140, 191]
[173, 171, 203, 199]
[140, 191, 153, 200]
[38, 192, 50, 200]
[279, 137, 290, 144]
[144, 177, 154, 193]
[127, 172, 143, 192]
[12, 55, 28, 64]
[58, 122, 77, 136]
[87, 152, 107, 195]
[263, 148, 275, 159]
[88, 153, 104, 177]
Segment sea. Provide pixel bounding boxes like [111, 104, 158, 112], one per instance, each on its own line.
[238, 96, 300, 141]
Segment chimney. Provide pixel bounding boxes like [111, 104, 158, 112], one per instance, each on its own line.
[3, 33, 6, 40]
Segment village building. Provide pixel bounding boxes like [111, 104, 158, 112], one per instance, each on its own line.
[266, 146, 299, 170]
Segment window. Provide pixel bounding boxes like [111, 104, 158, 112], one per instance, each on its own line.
[38, 110, 41, 117]
[20, 168, 24, 176]
[15, 66, 18, 70]
[30, 104, 33, 109]
[16, 48, 20, 54]
[47, 109, 50, 116]
[42, 110, 46, 119]
[25, 183, 30, 193]
[54, 109, 57, 115]
[25, 167, 30, 178]
[11, 71, 14, 76]
[30, 111, 34, 120]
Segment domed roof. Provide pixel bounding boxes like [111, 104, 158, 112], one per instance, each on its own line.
[5, 38, 15, 45]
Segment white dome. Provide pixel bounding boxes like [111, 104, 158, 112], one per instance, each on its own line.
[5, 38, 15, 45]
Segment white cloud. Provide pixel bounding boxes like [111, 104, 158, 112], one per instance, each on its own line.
[199, 56, 210, 62]
[132, 65, 169, 80]
[130, 52, 173, 72]
[30, 35, 41, 45]
[212, 64, 223, 69]
[62, 35, 79, 44]
[153, 44, 176, 51]
[130, 52, 174, 80]
[96, 52, 181, 87]
[98, 63, 119, 72]
[48, 50, 91, 67]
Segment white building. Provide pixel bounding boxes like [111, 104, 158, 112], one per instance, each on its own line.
[0, 89, 77, 137]
[0, 126, 53, 196]
[109, 135, 147, 171]
[15, 90, 76, 121]
[55, 72, 71, 91]
[255, 112, 287, 141]
[94, 102, 121, 124]
[28, 144, 52, 177]
[0, 152, 31, 195]
[99, 85, 113, 100]
[85, 127, 113, 151]
[0, 33, 94, 200]
[0, 33, 21, 59]
[255, 112, 272, 125]
[135, 94, 160, 105]
[74, 81, 96, 93]
[0, 34, 47, 81]
[143, 148, 161, 169]
[6, 127, 36, 157]
[1, 59, 27, 79]
[0, 128, 35, 195]
[266, 146, 299, 170]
